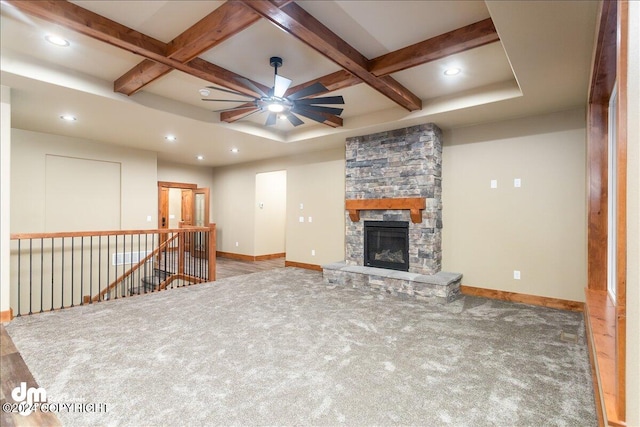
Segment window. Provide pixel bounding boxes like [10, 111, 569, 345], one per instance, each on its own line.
[607, 83, 617, 302]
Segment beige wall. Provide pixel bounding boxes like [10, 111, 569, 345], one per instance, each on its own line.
[625, 1, 639, 423]
[442, 108, 587, 302]
[44, 155, 122, 231]
[211, 162, 259, 256]
[286, 158, 345, 265]
[11, 129, 158, 232]
[255, 170, 286, 256]
[211, 149, 345, 264]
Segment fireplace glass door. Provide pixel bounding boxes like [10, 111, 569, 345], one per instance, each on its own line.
[364, 221, 409, 271]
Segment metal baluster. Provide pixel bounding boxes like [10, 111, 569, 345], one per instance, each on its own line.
[28, 239, 33, 315]
[50, 237, 54, 311]
[106, 235, 110, 300]
[143, 233, 148, 294]
[61, 237, 65, 309]
[80, 237, 84, 306]
[114, 234, 119, 299]
[16, 240, 21, 317]
[71, 237, 75, 307]
[137, 234, 142, 295]
[90, 236, 93, 303]
[98, 236, 102, 301]
[40, 239, 44, 313]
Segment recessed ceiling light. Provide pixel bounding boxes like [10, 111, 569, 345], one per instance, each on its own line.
[199, 88, 211, 97]
[444, 67, 462, 76]
[165, 135, 177, 142]
[59, 114, 77, 121]
[45, 34, 70, 47]
[230, 148, 239, 153]
[196, 155, 204, 160]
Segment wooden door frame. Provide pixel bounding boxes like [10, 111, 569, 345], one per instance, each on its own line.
[157, 181, 197, 230]
[586, 0, 628, 420]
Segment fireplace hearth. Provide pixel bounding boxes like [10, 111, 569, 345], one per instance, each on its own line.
[364, 221, 409, 272]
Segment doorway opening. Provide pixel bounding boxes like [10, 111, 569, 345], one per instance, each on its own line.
[158, 181, 210, 257]
[254, 171, 286, 259]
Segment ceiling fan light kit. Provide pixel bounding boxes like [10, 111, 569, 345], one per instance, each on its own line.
[202, 56, 344, 127]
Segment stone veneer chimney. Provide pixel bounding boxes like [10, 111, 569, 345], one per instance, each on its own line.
[344, 123, 443, 275]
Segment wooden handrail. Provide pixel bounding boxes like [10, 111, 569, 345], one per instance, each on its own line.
[10, 227, 210, 240]
[93, 233, 179, 302]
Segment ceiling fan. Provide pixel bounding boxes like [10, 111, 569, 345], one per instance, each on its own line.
[202, 57, 345, 127]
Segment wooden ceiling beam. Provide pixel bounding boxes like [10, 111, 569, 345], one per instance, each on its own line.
[219, 106, 260, 123]
[166, 2, 260, 63]
[238, 0, 422, 112]
[368, 18, 500, 77]
[115, 2, 262, 95]
[285, 70, 361, 97]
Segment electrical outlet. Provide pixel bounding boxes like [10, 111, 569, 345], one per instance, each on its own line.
[299, 203, 304, 210]
[514, 178, 521, 188]
[308, 216, 312, 223]
[235, 242, 239, 247]
[311, 249, 315, 256]
[513, 270, 521, 280]
[490, 179, 498, 189]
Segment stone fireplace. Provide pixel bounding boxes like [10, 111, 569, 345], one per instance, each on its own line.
[323, 123, 462, 304]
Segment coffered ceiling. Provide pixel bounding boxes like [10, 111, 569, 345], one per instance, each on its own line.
[0, 1, 599, 167]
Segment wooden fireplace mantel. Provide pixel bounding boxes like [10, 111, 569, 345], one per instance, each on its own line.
[345, 197, 426, 223]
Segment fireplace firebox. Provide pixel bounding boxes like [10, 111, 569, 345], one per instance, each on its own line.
[364, 221, 409, 272]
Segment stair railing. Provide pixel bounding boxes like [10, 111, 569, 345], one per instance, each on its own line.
[8, 224, 216, 317]
[93, 233, 179, 302]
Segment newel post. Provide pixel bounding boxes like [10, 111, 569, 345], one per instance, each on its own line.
[208, 223, 216, 281]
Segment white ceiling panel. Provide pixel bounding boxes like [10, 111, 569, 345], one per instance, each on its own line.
[70, 1, 225, 43]
[0, 0, 599, 167]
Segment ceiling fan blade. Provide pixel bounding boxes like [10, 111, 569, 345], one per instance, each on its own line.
[285, 113, 304, 127]
[265, 112, 278, 126]
[235, 108, 263, 121]
[294, 96, 344, 106]
[205, 86, 255, 98]
[273, 75, 292, 98]
[236, 77, 269, 98]
[296, 105, 344, 116]
[287, 82, 328, 100]
[291, 106, 327, 124]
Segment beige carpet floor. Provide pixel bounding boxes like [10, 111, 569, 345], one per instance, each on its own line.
[5, 267, 596, 426]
